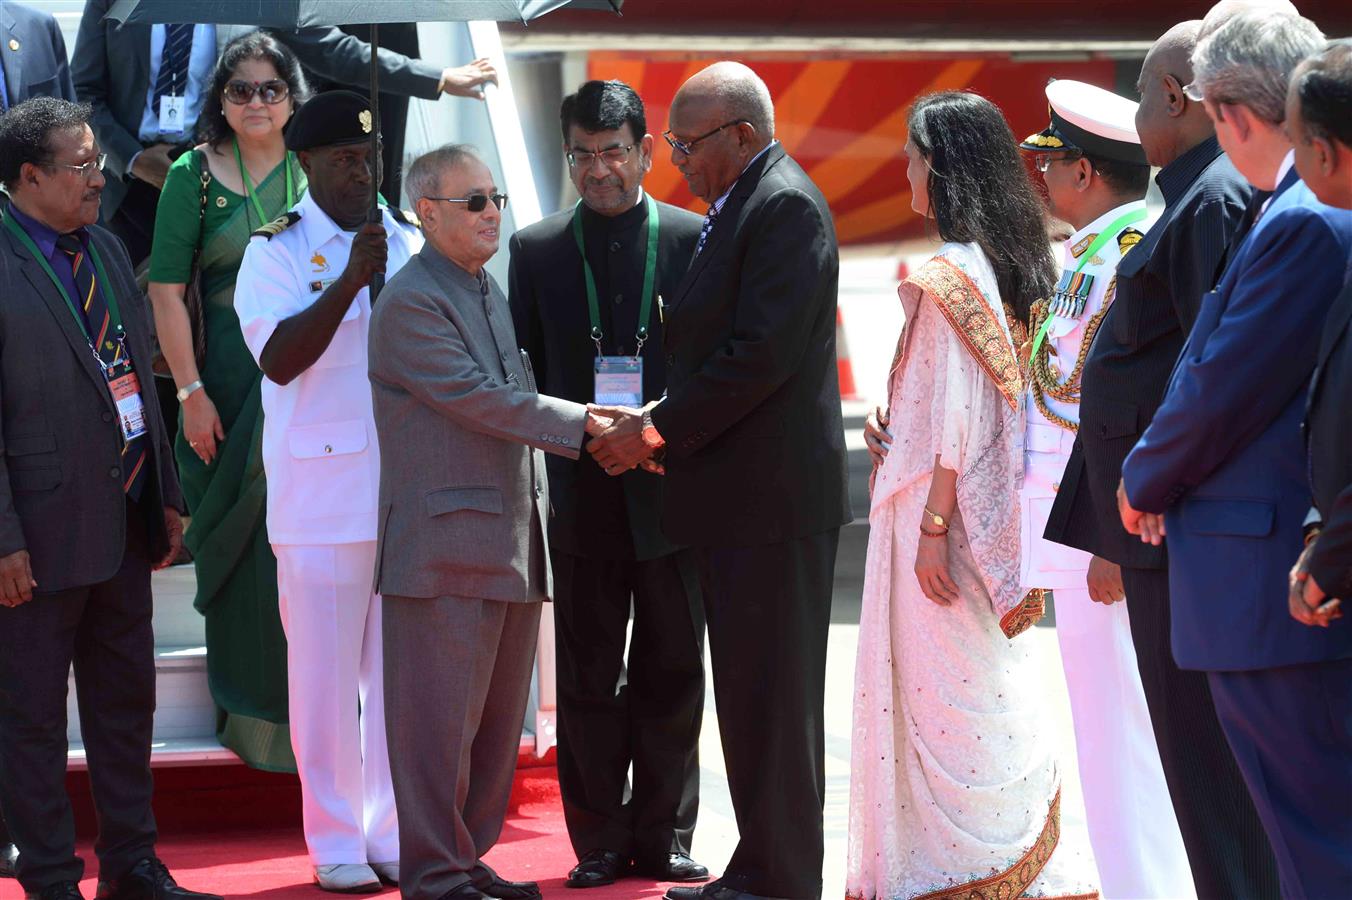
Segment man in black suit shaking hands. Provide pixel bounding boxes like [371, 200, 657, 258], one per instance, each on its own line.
[507, 80, 708, 890]
[588, 62, 850, 900]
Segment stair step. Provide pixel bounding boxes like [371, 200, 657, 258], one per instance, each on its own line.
[68, 736, 238, 770]
[66, 645, 215, 746]
[151, 563, 205, 647]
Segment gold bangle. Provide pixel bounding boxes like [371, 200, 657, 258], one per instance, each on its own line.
[919, 527, 949, 539]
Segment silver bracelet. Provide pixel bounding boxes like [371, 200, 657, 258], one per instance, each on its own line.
[176, 379, 205, 402]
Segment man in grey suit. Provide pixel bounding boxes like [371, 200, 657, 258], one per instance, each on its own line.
[369, 145, 609, 900]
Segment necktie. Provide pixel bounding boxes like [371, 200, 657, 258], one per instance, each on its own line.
[694, 205, 718, 257]
[153, 24, 194, 118]
[56, 233, 147, 500]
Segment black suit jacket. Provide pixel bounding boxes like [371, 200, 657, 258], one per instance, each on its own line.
[650, 144, 851, 547]
[1045, 138, 1251, 568]
[0, 214, 183, 591]
[1306, 278, 1352, 600]
[0, 0, 75, 106]
[72, 1, 443, 217]
[508, 197, 701, 561]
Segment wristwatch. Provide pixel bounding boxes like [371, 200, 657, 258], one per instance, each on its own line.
[176, 380, 205, 402]
[640, 408, 665, 449]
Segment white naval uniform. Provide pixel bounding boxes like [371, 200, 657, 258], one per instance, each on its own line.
[1022, 201, 1195, 899]
[235, 191, 423, 867]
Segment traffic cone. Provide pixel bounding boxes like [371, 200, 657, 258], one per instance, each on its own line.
[836, 306, 859, 401]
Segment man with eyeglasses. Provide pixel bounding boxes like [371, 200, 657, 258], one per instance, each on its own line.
[587, 61, 849, 900]
[369, 144, 612, 900]
[506, 79, 707, 891]
[1044, 19, 1278, 900]
[0, 97, 219, 900]
[232, 91, 424, 894]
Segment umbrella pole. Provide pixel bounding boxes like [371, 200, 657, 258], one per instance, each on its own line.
[369, 22, 384, 300]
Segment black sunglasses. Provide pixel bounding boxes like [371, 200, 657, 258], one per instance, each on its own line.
[426, 193, 509, 212]
[223, 79, 290, 105]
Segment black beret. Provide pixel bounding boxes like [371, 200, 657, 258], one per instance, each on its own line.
[286, 90, 377, 152]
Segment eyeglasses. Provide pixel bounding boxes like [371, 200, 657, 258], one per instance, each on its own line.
[662, 120, 748, 157]
[223, 79, 290, 105]
[42, 153, 107, 179]
[567, 144, 635, 169]
[425, 193, 509, 212]
[1032, 152, 1082, 173]
[1182, 81, 1206, 103]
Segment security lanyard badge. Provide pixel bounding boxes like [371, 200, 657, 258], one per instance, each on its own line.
[573, 195, 659, 407]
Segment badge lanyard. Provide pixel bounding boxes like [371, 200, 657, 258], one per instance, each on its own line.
[572, 193, 659, 358]
[235, 139, 298, 228]
[3, 213, 128, 367]
[1030, 206, 1148, 359]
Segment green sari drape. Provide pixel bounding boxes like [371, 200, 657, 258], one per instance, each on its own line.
[175, 152, 305, 772]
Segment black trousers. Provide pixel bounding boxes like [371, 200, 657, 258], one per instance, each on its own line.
[552, 549, 705, 863]
[698, 529, 838, 900]
[0, 503, 158, 892]
[1120, 567, 1280, 899]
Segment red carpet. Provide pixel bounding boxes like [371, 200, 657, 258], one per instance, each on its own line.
[5, 766, 693, 900]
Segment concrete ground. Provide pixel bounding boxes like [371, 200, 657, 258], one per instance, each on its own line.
[679, 251, 1092, 898]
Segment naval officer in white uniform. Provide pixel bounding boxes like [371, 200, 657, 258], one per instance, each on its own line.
[234, 91, 424, 894]
[1019, 80, 1194, 900]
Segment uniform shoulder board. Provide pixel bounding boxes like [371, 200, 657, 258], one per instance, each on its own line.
[1118, 227, 1145, 256]
[388, 206, 421, 228]
[252, 211, 301, 240]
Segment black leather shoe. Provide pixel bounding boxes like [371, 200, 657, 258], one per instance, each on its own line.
[566, 849, 628, 888]
[478, 875, 540, 899]
[638, 853, 709, 883]
[663, 883, 748, 900]
[27, 883, 83, 900]
[1, 842, 18, 879]
[96, 858, 222, 900]
[438, 885, 496, 900]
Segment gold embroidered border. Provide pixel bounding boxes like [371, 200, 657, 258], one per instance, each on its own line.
[907, 790, 1097, 900]
[999, 588, 1047, 639]
[907, 256, 1022, 411]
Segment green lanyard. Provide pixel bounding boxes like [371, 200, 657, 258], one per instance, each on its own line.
[572, 193, 659, 357]
[1030, 206, 1149, 359]
[234, 139, 297, 227]
[3, 212, 125, 352]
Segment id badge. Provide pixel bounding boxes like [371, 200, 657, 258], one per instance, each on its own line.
[594, 356, 643, 406]
[159, 94, 186, 134]
[108, 366, 149, 441]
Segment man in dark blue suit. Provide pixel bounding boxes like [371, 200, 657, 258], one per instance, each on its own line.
[1118, 13, 1352, 899]
[0, 0, 74, 110]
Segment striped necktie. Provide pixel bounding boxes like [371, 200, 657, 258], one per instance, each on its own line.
[694, 205, 718, 257]
[154, 24, 194, 117]
[56, 233, 148, 500]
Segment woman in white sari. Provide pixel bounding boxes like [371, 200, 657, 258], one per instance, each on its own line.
[846, 92, 1100, 900]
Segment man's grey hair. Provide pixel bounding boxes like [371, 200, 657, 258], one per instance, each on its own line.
[1192, 10, 1325, 123]
[708, 62, 775, 138]
[406, 143, 484, 201]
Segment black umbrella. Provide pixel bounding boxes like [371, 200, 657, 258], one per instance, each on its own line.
[106, 0, 623, 295]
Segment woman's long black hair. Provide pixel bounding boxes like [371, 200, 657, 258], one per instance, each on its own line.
[196, 31, 310, 150]
[907, 91, 1055, 325]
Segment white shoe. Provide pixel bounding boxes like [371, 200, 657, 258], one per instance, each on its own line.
[314, 864, 382, 893]
[370, 862, 399, 885]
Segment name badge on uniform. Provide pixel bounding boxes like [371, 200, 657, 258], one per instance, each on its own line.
[594, 356, 643, 406]
[159, 94, 186, 134]
[108, 363, 148, 441]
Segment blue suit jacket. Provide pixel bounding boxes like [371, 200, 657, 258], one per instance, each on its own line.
[0, 0, 75, 106]
[1122, 169, 1352, 671]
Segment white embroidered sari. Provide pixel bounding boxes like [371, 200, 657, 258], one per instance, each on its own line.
[846, 243, 1099, 900]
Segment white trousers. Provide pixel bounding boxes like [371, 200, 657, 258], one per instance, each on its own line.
[1054, 586, 1195, 900]
[275, 541, 398, 866]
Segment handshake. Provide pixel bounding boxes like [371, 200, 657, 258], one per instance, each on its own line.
[582, 402, 665, 477]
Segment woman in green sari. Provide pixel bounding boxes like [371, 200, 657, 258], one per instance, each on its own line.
[147, 31, 309, 772]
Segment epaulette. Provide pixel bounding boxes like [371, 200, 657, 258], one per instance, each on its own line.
[388, 206, 421, 228]
[252, 211, 301, 240]
[1118, 227, 1145, 256]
